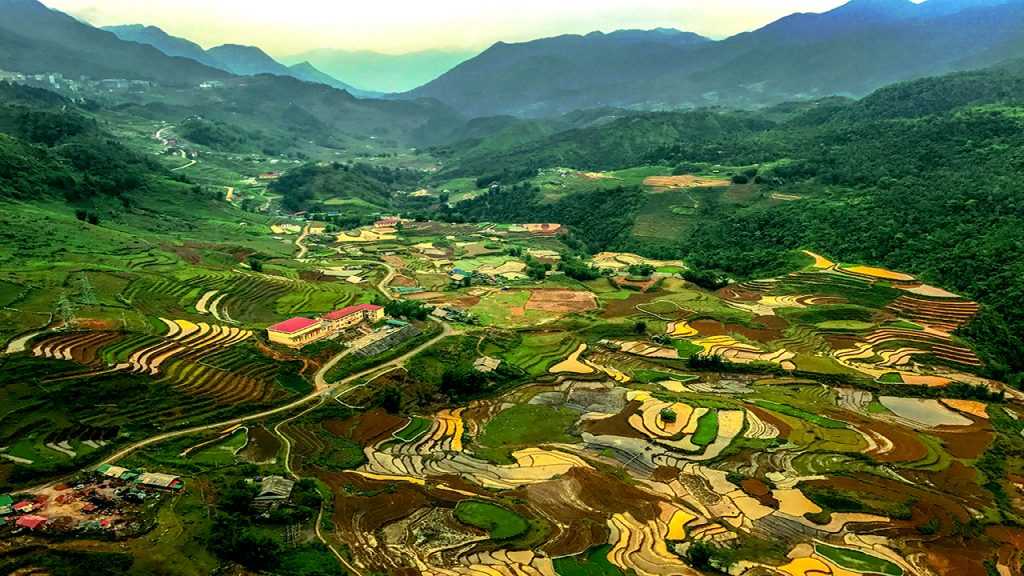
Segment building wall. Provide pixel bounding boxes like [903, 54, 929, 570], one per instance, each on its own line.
[268, 323, 325, 348]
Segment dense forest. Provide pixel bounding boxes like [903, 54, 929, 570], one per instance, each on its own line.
[270, 162, 423, 212]
[0, 83, 165, 203]
[438, 66, 1024, 380]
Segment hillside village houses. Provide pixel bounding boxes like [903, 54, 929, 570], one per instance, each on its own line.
[267, 304, 385, 348]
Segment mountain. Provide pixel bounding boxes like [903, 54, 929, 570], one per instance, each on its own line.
[0, 0, 227, 84]
[282, 49, 477, 93]
[286, 61, 376, 97]
[408, 1, 1024, 117]
[103, 24, 371, 95]
[204, 44, 293, 77]
[407, 29, 712, 117]
[102, 24, 221, 68]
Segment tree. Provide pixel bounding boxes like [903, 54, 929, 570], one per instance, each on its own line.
[627, 264, 656, 278]
[248, 257, 264, 273]
[687, 541, 716, 571]
[380, 386, 402, 414]
[633, 321, 648, 335]
[86, 213, 100, 225]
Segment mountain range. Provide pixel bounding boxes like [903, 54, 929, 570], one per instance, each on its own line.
[408, 0, 1024, 116]
[281, 49, 477, 93]
[102, 24, 375, 97]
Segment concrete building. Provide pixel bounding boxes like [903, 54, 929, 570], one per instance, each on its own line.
[322, 304, 384, 332]
[267, 317, 324, 348]
[268, 305, 384, 349]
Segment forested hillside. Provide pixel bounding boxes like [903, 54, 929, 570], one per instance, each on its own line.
[439, 66, 1024, 379]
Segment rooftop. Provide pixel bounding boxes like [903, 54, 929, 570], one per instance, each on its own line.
[268, 317, 320, 334]
[323, 304, 383, 320]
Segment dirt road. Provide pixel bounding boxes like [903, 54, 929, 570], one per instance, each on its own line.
[295, 223, 311, 259]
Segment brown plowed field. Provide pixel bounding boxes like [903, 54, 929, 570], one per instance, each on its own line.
[583, 401, 647, 439]
[929, 415, 994, 459]
[527, 290, 598, 313]
[691, 316, 788, 343]
[520, 476, 610, 557]
[325, 409, 408, 445]
[643, 175, 731, 188]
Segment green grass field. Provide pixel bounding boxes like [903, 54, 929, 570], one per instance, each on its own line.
[691, 410, 720, 447]
[454, 501, 529, 540]
[552, 544, 623, 575]
[475, 404, 579, 464]
[814, 543, 903, 576]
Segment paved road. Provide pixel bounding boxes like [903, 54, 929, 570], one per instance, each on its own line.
[99, 317, 451, 467]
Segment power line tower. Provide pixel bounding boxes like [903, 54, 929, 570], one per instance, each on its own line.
[76, 272, 97, 306]
[56, 291, 78, 329]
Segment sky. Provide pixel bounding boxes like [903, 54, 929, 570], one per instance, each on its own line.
[44, 0, 862, 57]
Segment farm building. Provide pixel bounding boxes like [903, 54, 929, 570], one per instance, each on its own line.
[137, 473, 184, 491]
[16, 515, 48, 531]
[257, 171, 281, 181]
[474, 356, 502, 373]
[13, 500, 37, 514]
[97, 464, 138, 481]
[0, 494, 12, 515]
[253, 476, 295, 510]
[268, 305, 384, 348]
[267, 317, 325, 348]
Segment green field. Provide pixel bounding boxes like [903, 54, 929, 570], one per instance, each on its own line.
[553, 545, 624, 575]
[814, 543, 903, 576]
[454, 501, 529, 540]
[475, 404, 579, 464]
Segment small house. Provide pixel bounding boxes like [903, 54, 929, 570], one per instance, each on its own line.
[137, 473, 184, 491]
[474, 356, 502, 373]
[16, 515, 48, 531]
[253, 476, 295, 510]
[12, 501, 37, 514]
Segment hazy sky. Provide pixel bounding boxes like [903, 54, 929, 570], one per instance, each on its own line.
[44, 0, 862, 56]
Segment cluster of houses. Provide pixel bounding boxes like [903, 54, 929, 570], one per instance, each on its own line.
[1, 466, 183, 535]
[267, 303, 385, 348]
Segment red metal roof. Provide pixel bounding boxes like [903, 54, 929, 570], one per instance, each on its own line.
[323, 304, 383, 321]
[16, 515, 47, 530]
[268, 317, 320, 334]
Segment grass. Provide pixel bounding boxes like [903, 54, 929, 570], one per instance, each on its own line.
[691, 410, 719, 447]
[454, 501, 529, 540]
[815, 320, 875, 330]
[394, 416, 431, 442]
[190, 429, 248, 466]
[475, 404, 578, 464]
[879, 372, 904, 384]
[752, 400, 848, 430]
[814, 543, 903, 575]
[553, 544, 624, 575]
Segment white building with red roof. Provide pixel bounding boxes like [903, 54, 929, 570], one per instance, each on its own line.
[267, 305, 384, 348]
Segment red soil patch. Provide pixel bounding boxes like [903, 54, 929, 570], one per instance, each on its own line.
[715, 286, 763, 302]
[451, 295, 482, 308]
[929, 414, 994, 459]
[612, 276, 658, 292]
[691, 316, 788, 343]
[740, 478, 779, 508]
[568, 467, 664, 522]
[854, 418, 929, 463]
[518, 476, 610, 557]
[527, 290, 598, 314]
[390, 275, 418, 287]
[324, 409, 408, 445]
[601, 291, 666, 318]
[824, 333, 862, 350]
[75, 319, 120, 331]
[582, 401, 646, 439]
[382, 255, 406, 269]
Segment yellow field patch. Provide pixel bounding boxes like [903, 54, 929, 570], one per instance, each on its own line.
[803, 250, 835, 269]
[550, 343, 594, 374]
[845, 265, 915, 282]
[667, 321, 698, 338]
[351, 471, 426, 486]
[941, 399, 989, 419]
